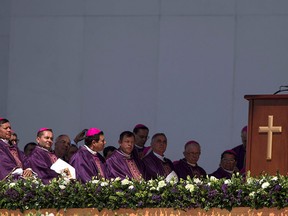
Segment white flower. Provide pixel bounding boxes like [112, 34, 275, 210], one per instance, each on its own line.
[249, 192, 255, 197]
[91, 179, 99, 184]
[272, 176, 278, 181]
[150, 186, 156, 191]
[185, 184, 195, 193]
[156, 180, 166, 190]
[246, 177, 253, 185]
[100, 182, 108, 187]
[261, 182, 270, 189]
[121, 179, 131, 185]
[9, 182, 16, 188]
[128, 185, 134, 190]
[209, 176, 218, 181]
[193, 178, 202, 184]
[59, 185, 66, 190]
[224, 179, 231, 185]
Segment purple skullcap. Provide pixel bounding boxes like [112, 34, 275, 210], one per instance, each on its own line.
[86, 128, 102, 137]
[38, 128, 50, 133]
[134, 124, 147, 129]
[242, 126, 247, 133]
[223, 149, 237, 158]
[0, 117, 4, 121]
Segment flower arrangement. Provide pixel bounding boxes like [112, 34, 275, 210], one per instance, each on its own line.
[0, 172, 288, 213]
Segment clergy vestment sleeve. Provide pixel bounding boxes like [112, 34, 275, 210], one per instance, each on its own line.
[70, 146, 107, 183]
[24, 147, 59, 184]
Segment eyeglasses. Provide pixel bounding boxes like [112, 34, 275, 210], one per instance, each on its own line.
[222, 158, 235, 162]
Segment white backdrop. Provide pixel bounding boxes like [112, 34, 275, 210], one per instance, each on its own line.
[1, 0, 288, 173]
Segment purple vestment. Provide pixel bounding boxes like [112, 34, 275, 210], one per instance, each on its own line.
[142, 151, 175, 180]
[70, 146, 107, 183]
[106, 149, 147, 180]
[173, 159, 206, 179]
[209, 167, 235, 179]
[232, 144, 245, 171]
[0, 140, 25, 180]
[24, 146, 59, 184]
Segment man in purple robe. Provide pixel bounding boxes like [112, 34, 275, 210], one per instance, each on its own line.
[70, 128, 107, 183]
[142, 133, 175, 180]
[209, 150, 238, 179]
[132, 124, 150, 159]
[232, 126, 247, 173]
[174, 140, 206, 179]
[0, 118, 32, 180]
[24, 128, 59, 184]
[106, 131, 146, 180]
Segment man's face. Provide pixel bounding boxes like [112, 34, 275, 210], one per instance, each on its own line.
[91, 135, 106, 152]
[184, 144, 201, 164]
[135, 129, 149, 147]
[220, 153, 237, 171]
[37, 131, 54, 150]
[10, 134, 18, 146]
[151, 135, 167, 156]
[55, 135, 71, 157]
[0, 122, 12, 140]
[119, 135, 135, 155]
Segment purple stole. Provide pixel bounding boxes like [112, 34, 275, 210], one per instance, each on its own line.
[47, 151, 58, 164]
[8, 145, 23, 169]
[125, 157, 142, 181]
[93, 155, 105, 178]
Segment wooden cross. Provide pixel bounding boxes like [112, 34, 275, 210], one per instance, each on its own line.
[258, 115, 282, 160]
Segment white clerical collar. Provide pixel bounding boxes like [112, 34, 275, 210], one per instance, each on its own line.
[37, 145, 52, 152]
[118, 150, 131, 158]
[187, 161, 197, 167]
[84, 145, 97, 155]
[135, 144, 143, 149]
[0, 139, 9, 144]
[223, 168, 234, 174]
[153, 152, 165, 162]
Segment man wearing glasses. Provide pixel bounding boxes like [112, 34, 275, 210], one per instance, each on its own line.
[209, 150, 238, 179]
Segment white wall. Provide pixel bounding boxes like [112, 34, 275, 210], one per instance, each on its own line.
[1, 0, 288, 173]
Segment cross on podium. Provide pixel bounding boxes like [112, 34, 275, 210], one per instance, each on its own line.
[258, 115, 282, 160]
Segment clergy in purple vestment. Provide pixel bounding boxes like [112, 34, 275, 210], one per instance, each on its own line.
[132, 124, 150, 159]
[142, 133, 175, 180]
[106, 131, 147, 181]
[174, 140, 206, 179]
[232, 126, 247, 172]
[209, 150, 238, 179]
[0, 118, 32, 180]
[70, 128, 107, 183]
[24, 128, 59, 184]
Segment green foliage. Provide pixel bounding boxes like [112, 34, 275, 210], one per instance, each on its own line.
[1, 173, 288, 212]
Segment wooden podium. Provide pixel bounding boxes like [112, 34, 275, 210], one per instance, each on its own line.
[245, 94, 288, 176]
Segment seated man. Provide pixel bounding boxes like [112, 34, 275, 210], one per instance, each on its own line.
[70, 128, 107, 183]
[209, 150, 238, 179]
[54, 134, 71, 162]
[133, 124, 150, 159]
[0, 118, 32, 180]
[24, 128, 59, 184]
[174, 140, 206, 179]
[142, 133, 175, 180]
[106, 131, 146, 180]
[232, 126, 247, 173]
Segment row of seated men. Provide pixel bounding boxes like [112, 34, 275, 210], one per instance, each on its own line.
[0, 118, 245, 184]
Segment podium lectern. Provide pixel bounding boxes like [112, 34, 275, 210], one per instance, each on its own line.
[245, 94, 288, 176]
